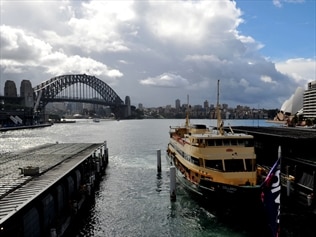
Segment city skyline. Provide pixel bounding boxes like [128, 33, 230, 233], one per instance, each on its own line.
[1, 78, 277, 110]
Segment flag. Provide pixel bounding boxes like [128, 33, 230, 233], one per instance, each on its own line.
[261, 146, 281, 237]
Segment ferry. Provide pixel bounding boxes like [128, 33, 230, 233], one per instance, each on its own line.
[166, 81, 261, 207]
[93, 118, 100, 123]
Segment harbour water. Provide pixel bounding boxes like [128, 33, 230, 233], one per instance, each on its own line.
[1, 119, 275, 237]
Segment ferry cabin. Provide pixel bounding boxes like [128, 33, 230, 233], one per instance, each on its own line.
[168, 126, 257, 189]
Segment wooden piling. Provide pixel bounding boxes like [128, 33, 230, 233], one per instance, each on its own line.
[157, 149, 161, 173]
[170, 166, 176, 201]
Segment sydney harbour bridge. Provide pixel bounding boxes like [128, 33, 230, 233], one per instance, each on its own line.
[33, 74, 126, 116]
[1, 74, 129, 125]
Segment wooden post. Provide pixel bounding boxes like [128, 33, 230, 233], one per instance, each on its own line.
[286, 179, 291, 197]
[170, 166, 176, 201]
[313, 171, 316, 194]
[157, 149, 161, 173]
[50, 228, 57, 237]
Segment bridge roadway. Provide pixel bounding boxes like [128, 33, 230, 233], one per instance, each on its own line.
[0, 142, 108, 237]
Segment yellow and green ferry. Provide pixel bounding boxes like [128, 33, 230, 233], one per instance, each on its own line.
[167, 81, 261, 206]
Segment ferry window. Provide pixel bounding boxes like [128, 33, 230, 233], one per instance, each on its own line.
[244, 139, 254, 147]
[225, 159, 244, 172]
[205, 160, 223, 171]
[197, 139, 205, 147]
[215, 140, 222, 146]
[223, 139, 230, 146]
[231, 139, 237, 145]
[191, 156, 200, 166]
[238, 139, 254, 147]
[207, 140, 215, 146]
[245, 159, 256, 171]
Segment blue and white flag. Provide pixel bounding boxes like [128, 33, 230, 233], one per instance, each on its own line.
[261, 146, 281, 237]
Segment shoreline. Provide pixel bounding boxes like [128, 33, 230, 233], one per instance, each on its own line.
[0, 123, 52, 132]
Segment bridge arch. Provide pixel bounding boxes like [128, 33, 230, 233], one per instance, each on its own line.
[33, 74, 124, 111]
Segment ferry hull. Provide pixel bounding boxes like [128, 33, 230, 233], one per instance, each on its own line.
[167, 153, 262, 210]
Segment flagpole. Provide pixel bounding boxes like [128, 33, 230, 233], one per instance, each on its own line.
[261, 145, 281, 237]
[277, 145, 281, 237]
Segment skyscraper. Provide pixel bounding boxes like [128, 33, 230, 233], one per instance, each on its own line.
[303, 80, 316, 118]
[175, 99, 180, 111]
[125, 96, 131, 117]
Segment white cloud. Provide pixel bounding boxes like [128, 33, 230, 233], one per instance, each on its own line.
[0, 25, 123, 84]
[64, 1, 137, 53]
[275, 58, 315, 84]
[44, 54, 123, 81]
[140, 73, 189, 88]
[0, 0, 313, 109]
[261, 75, 277, 84]
[273, 0, 283, 8]
[0, 25, 53, 63]
[273, 0, 305, 7]
[140, 0, 244, 51]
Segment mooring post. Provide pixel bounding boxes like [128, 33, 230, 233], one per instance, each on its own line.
[286, 179, 291, 197]
[170, 166, 176, 201]
[104, 141, 109, 166]
[157, 149, 161, 173]
[50, 228, 57, 237]
[286, 165, 291, 197]
[307, 194, 312, 206]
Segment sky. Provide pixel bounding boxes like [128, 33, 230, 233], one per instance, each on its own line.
[0, 0, 315, 109]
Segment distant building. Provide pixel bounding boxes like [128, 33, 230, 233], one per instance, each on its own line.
[175, 99, 180, 111]
[274, 81, 316, 121]
[4, 80, 17, 97]
[203, 100, 209, 109]
[303, 80, 316, 118]
[138, 103, 143, 110]
[193, 105, 202, 110]
[280, 87, 304, 115]
[125, 96, 131, 117]
[20, 80, 34, 108]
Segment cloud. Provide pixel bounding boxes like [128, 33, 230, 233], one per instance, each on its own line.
[273, 0, 305, 8]
[0, 25, 52, 63]
[273, 0, 283, 7]
[0, 25, 123, 85]
[261, 75, 277, 84]
[0, 0, 314, 109]
[65, 1, 134, 53]
[140, 73, 189, 88]
[275, 58, 316, 84]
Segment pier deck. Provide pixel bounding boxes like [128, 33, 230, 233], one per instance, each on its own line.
[232, 126, 316, 139]
[231, 126, 316, 236]
[0, 143, 108, 236]
[232, 126, 316, 163]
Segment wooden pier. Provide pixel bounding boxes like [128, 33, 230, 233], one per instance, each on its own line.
[232, 126, 316, 214]
[231, 126, 316, 236]
[0, 123, 52, 132]
[0, 142, 108, 237]
[232, 126, 316, 165]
